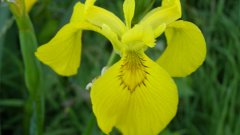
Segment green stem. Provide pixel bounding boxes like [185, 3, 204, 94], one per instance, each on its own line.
[107, 51, 119, 67]
[82, 114, 95, 135]
[14, 14, 44, 135]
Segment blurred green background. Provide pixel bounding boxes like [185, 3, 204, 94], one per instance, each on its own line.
[0, 0, 240, 135]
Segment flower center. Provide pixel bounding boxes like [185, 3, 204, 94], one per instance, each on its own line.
[118, 51, 149, 92]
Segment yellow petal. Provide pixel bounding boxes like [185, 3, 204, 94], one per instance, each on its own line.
[157, 20, 207, 77]
[84, 0, 96, 13]
[122, 24, 156, 48]
[70, 2, 85, 22]
[25, 0, 37, 12]
[75, 22, 123, 53]
[71, 2, 126, 36]
[70, 0, 96, 21]
[72, 2, 122, 52]
[100, 24, 122, 52]
[88, 5, 127, 36]
[35, 21, 122, 76]
[154, 23, 166, 38]
[140, 0, 181, 34]
[91, 51, 178, 135]
[35, 24, 82, 76]
[123, 0, 135, 28]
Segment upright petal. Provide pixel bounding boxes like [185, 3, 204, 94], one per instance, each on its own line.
[157, 20, 207, 77]
[140, 0, 181, 34]
[35, 24, 82, 76]
[91, 51, 178, 135]
[123, 0, 135, 28]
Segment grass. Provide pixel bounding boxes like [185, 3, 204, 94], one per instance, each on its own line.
[0, 0, 240, 135]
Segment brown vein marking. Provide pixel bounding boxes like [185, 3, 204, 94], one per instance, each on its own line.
[118, 51, 149, 93]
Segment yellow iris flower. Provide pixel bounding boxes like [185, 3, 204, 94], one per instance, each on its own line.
[35, 0, 206, 134]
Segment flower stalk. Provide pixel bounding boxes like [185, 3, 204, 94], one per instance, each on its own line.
[7, 0, 44, 135]
[106, 51, 119, 67]
[19, 14, 44, 135]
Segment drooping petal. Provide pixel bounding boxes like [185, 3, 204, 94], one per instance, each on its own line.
[123, 0, 135, 28]
[71, 2, 122, 52]
[91, 51, 178, 135]
[140, 0, 181, 35]
[157, 20, 207, 77]
[35, 24, 82, 76]
[71, 2, 126, 36]
[35, 20, 123, 76]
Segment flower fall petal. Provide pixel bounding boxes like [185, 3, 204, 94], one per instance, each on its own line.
[157, 20, 207, 77]
[91, 51, 178, 135]
[35, 24, 82, 76]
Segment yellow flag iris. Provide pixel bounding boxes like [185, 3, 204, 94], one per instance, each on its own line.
[35, 0, 206, 134]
